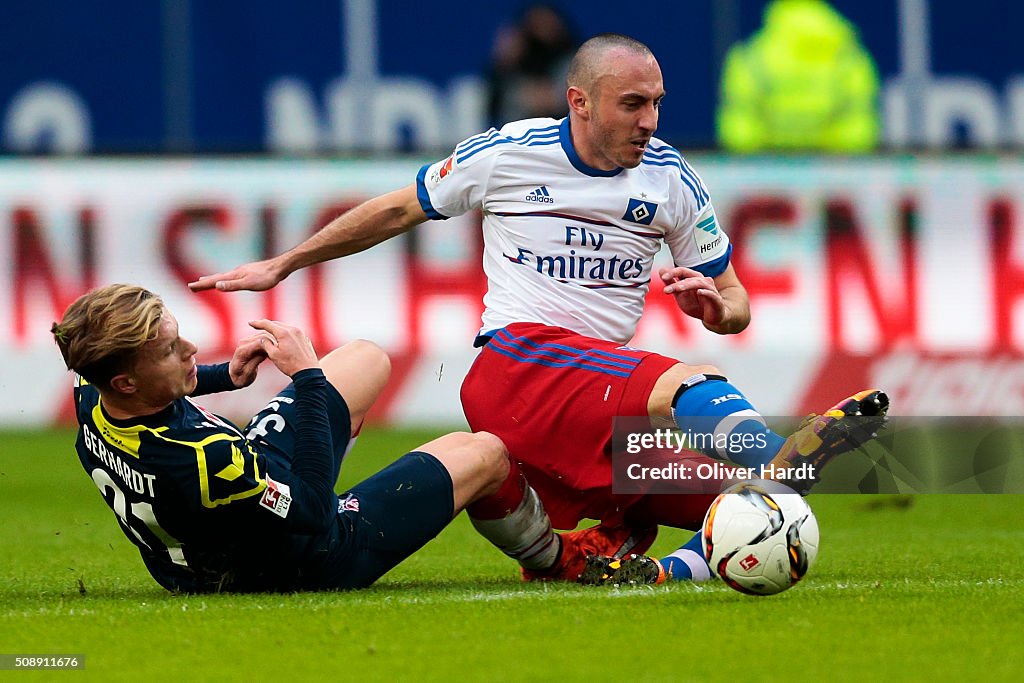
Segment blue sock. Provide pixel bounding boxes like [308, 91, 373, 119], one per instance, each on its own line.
[659, 532, 712, 582]
[670, 375, 786, 468]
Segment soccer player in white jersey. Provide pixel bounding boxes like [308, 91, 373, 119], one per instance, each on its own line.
[191, 33, 888, 585]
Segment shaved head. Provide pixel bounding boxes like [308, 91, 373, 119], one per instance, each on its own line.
[564, 33, 663, 170]
[567, 33, 655, 93]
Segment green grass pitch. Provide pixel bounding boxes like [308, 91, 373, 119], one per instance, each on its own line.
[3, 427, 1023, 681]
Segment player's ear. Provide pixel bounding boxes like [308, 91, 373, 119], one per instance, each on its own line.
[109, 373, 137, 395]
[567, 86, 590, 119]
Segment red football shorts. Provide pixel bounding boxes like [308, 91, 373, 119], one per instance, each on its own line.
[461, 322, 715, 530]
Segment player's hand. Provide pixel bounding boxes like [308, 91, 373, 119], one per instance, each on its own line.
[659, 266, 728, 326]
[188, 258, 285, 293]
[227, 333, 272, 388]
[248, 320, 320, 377]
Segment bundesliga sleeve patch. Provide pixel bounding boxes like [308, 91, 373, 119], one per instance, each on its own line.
[693, 208, 725, 257]
[427, 154, 454, 187]
[259, 475, 293, 519]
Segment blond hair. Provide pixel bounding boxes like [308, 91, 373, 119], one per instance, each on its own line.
[52, 284, 165, 388]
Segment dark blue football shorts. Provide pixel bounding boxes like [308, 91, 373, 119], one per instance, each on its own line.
[244, 381, 455, 590]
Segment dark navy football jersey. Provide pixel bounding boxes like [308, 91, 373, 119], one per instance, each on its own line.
[72, 365, 347, 592]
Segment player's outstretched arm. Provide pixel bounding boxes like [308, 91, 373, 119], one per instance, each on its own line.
[188, 184, 427, 293]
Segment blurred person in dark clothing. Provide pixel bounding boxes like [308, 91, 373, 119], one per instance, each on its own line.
[487, 4, 578, 127]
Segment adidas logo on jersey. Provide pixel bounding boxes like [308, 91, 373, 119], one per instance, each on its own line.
[525, 186, 554, 203]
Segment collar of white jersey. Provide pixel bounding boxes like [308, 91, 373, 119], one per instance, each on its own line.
[559, 118, 624, 178]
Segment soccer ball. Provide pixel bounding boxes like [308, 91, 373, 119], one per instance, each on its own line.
[701, 480, 819, 596]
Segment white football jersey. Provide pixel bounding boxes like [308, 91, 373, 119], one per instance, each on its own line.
[416, 117, 731, 344]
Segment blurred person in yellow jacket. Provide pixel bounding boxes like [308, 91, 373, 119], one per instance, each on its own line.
[717, 0, 880, 153]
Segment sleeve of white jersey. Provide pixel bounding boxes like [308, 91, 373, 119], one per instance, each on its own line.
[663, 160, 732, 278]
[415, 129, 501, 220]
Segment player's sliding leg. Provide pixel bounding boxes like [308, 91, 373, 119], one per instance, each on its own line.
[467, 451, 657, 581]
[647, 364, 889, 493]
[323, 431, 523, 588]
[333, 431, 650, 588]
[418, 431, 603, 578]
[319, 342, 646, 580]
[319, 340, 392, 464]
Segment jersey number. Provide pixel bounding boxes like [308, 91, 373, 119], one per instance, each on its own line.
[91, 468, 188, 567]
[245, 396, 293, 440]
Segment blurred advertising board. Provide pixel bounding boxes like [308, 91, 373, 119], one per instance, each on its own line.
[3, 156, 1022, 426]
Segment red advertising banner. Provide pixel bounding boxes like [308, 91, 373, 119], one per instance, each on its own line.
[3, 158, 1022, 426]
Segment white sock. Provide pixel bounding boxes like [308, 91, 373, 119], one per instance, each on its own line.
[662, 548, 713, 582]
[470, 487, 561, 570]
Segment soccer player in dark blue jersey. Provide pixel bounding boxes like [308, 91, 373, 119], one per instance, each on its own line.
[52, 284, 571, 592]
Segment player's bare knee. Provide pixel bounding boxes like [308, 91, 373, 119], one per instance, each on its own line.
[472, 431, 509, 474]
[416, 431, 481, 460]
[319, 340, 391, 425]
[471, 430, 508, 458]
[416, 431, 508, 499]
[440, 431, 507, 490]
[648, 362, 725, 417]
[469, 431, 509, 494]
[320, 339, 388, 370]
[665, 362, 722, 381]
[338, 339, 391, 382]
